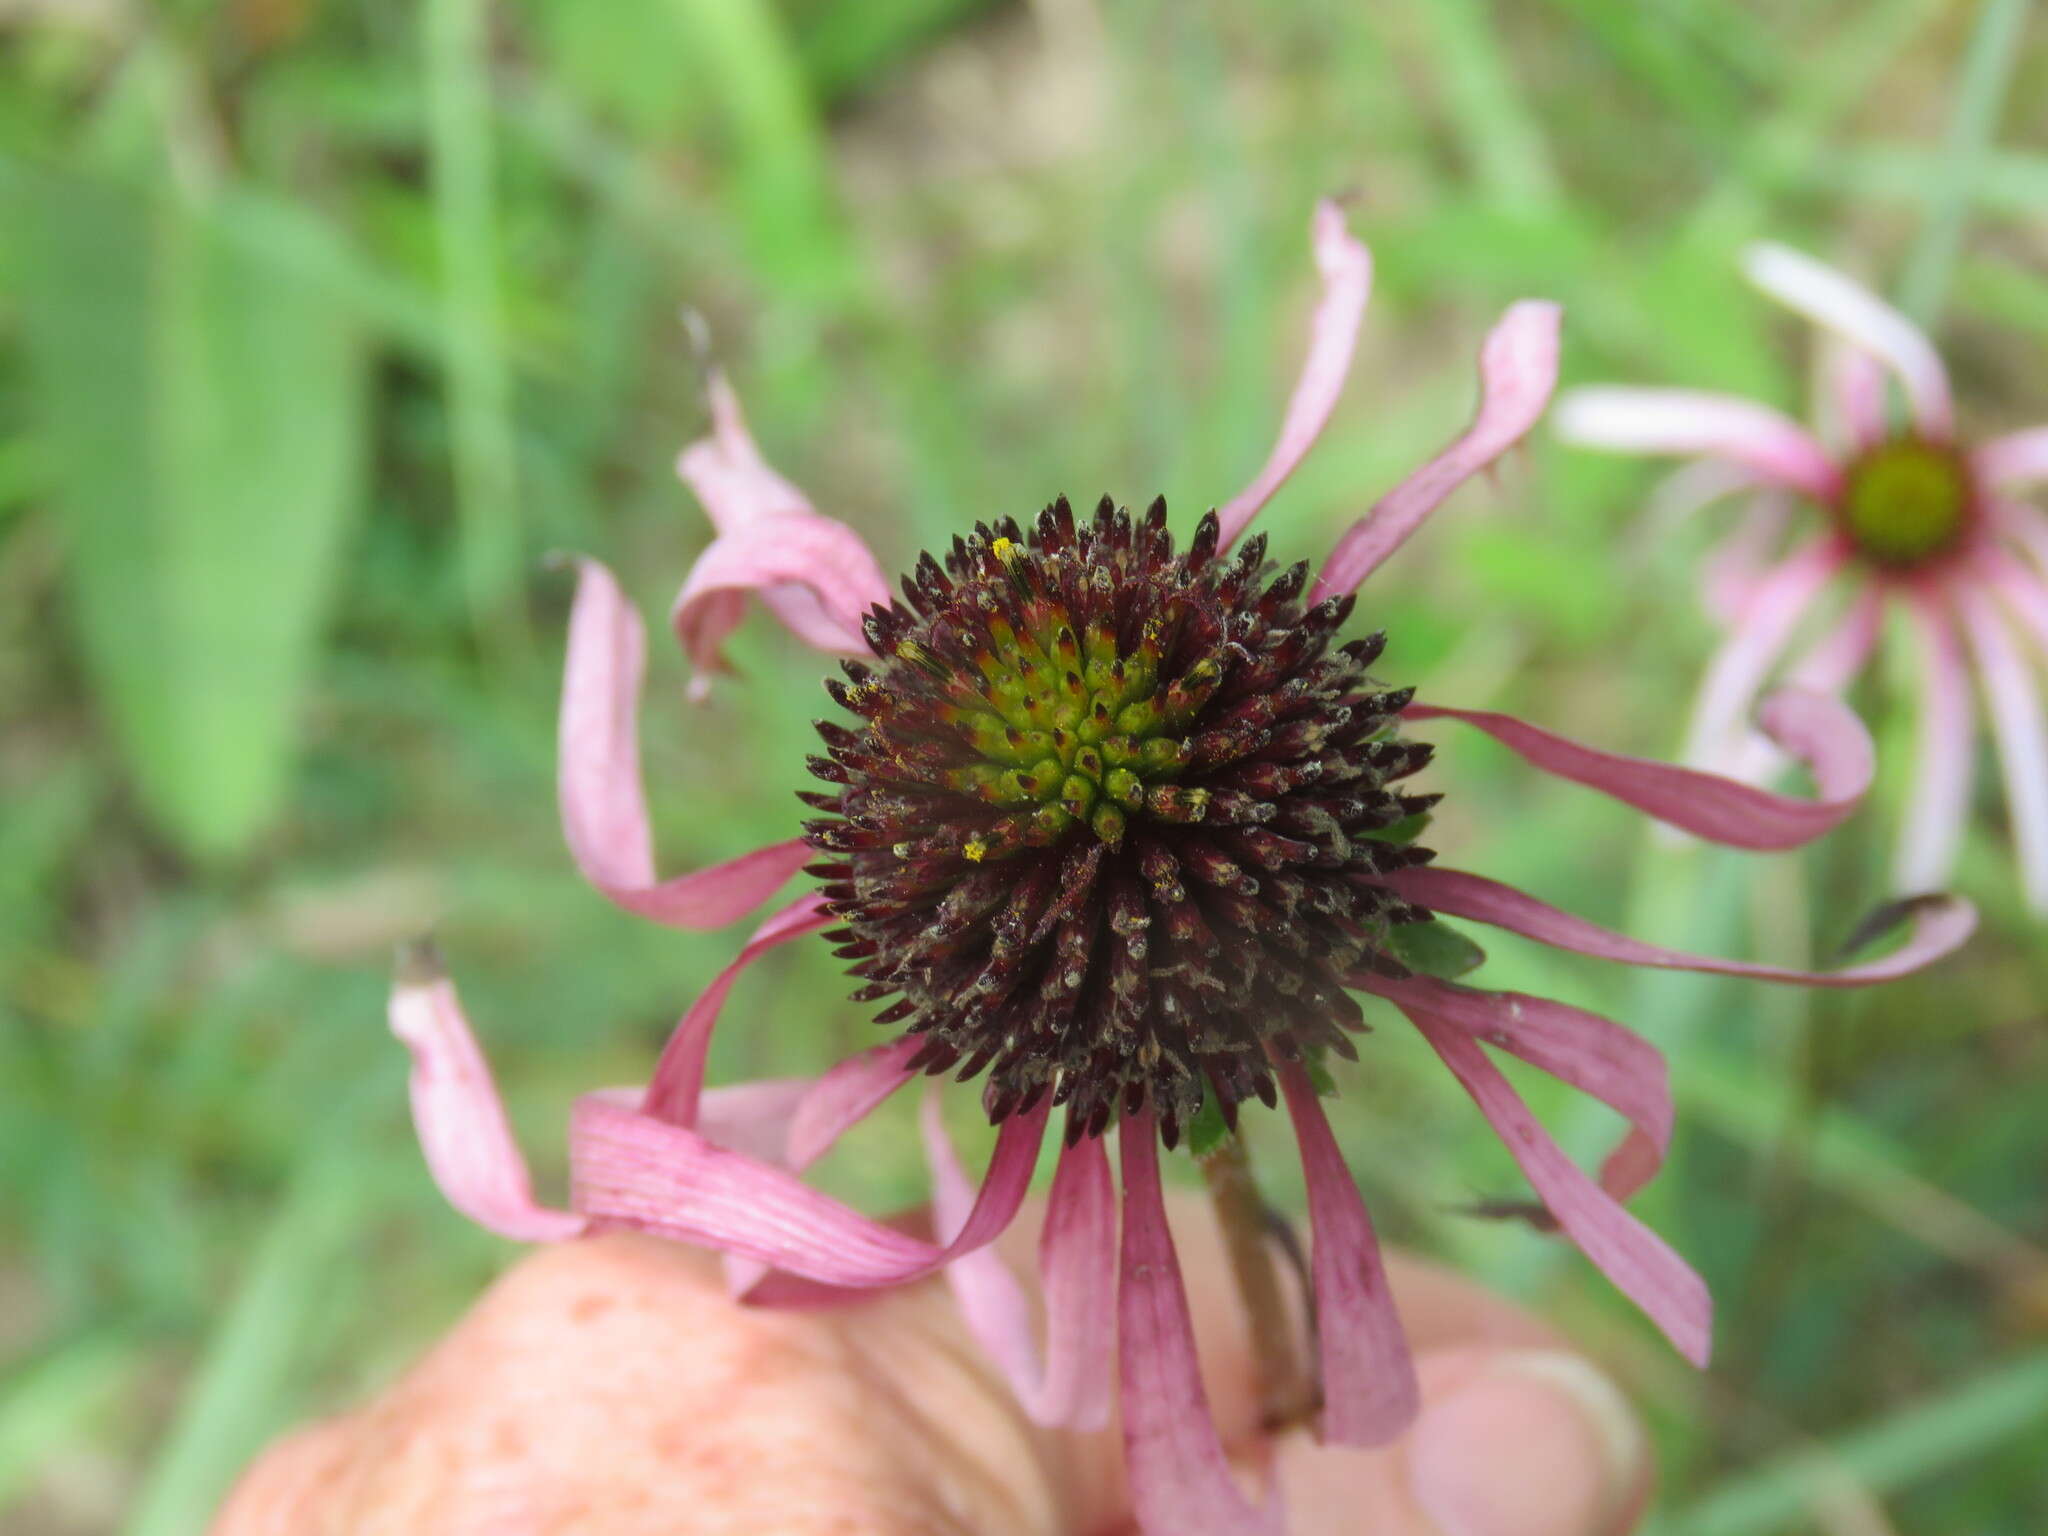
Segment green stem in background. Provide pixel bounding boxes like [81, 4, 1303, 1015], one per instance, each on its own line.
[1199, 1131, 1316, 1433]
[425, 0, 527, 657]
[1896, 0, 2028, 324]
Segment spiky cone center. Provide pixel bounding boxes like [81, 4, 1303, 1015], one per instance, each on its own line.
[1836, 437, 1975, 569]
[802, 496, 1441, 1147]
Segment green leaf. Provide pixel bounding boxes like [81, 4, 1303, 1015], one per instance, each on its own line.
[6, 164, 367, 861]
[1387, 918, 1487, 980]
[1184, 1086, 1231, 1158]
[1362, 812, 1432, 846]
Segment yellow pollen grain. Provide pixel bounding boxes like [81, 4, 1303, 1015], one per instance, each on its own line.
[963, 838, 989, 862]
[992, 536, 1017, 564]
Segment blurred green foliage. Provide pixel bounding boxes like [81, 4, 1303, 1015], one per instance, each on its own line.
[1, 0, 2045, 1531]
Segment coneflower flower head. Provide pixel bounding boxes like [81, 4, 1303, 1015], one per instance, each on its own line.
[388, 206, 1975, 1535]
[807, 495, 1436, 1145]
[1557, 243, 2048, 912]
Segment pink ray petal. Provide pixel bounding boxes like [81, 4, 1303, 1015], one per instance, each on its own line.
[1276, 1063, 1419, 1446]
[1360, 975, 1669, 1202]
[639, 892, 834, 1129]
[1819, 337, 1888, 453]
[569, 1093, 1048, 1286]
[1645, 459, 1762, 535]
[1553, 386, 1843, 503]
[1382, 866, 1975, 984]
[672, 370, 891, 688]
[1741, 243, 1952, 440]
[1981, 549, 2048, 658]
[1214, 200, 1374, 550]
[1405, 1011, 1711, 1366]
[1405, 687, 1872, 850]
[927, 1100, 1117, 1430]
[1974, 426, 2048, 490]
[1998, 501, 2048, 583]
[1894, 593, 1977, 895]
[558, 558, 812, 927]
[1681, 538, 1845, 769]
[1956, 591, 2048, 913]
[1118, 1116, 1284, 1536]
[1701, 494, 1793, 624]
[1786, 586, 1886, 695]
[387, 949, 586, 1243]
[1312, 300, 1561, 600]
[784, 1037, 925, 1171]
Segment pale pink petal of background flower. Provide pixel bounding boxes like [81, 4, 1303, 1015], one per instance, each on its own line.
[1553, 387, 1842, 503]
[1214, 200, 1373, 550]
[1818, 337, 1889, 452]
[558, 559, 812, 927]
[1742, 243, 1953, 439]
[1680, 540, 1844, 770]
[1117, 1118, 1284, 1536]
[1409, 1014, 1711, 1366]
[1278, 1062, 1418, 1447]
[783, 1038, 925, 1171]
[1894, 595, 1978, 895]
[1956, 591, 2048, 912]
[1384, 868, 1976, 984]
[1312, 299, 1562, 600]
[1974, 426, 2048, 489]
[1405, 687, 1873, 849]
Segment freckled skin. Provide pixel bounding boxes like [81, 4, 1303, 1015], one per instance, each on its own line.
[214, 1202, 1651, 1536]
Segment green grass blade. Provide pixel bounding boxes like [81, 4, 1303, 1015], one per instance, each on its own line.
[1415, 0, 1563, 212]
[425, 0, 526, 647]
[1897, 0, 2029, 323]
[120, 1155, 368, 1536]
[1656, 1351, 2048, 1535]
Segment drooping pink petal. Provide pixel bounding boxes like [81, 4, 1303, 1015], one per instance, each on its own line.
[671, 370, 891, 688]
[569, 1093, 1048, 1286]
[1276, 1063, 1419, 1446]
[1405, 1011, 1711, 1366]
[558, 558, 812, 927]
[1956, 591, 2048, 913]
[1117, 1116, 1283, 1536]
[927, 1100, 1117, 1430]
[1894, 593, 1977, 896]
[1681, 539, 1845, 769]
[1359, 975, 1669, 1202]
[1312, 300, 1561, 600]
[639, 892, 834, 1129]
[1215, 200, 1373, 550]
[1552, 387, 1843, 503]
[387, 950, 586, 1243]
[695, 1078, 815, 1164]
[1382, 866, 1975, 984]
[1741, 243, 1952, 440]
[1819, 337, 1889, 453]
[1405, 687, 1873, 850]
[783, 1037, 925, 1171]
[1975, 426, 2048, 490]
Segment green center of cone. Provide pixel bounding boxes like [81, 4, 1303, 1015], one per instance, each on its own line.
[1838, 438, 1972, 568]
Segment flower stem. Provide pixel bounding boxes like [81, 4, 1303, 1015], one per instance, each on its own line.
[1199, 1131, 1316, 1432]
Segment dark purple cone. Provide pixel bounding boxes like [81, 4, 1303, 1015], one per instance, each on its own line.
[802, 495, 1439, 1147]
